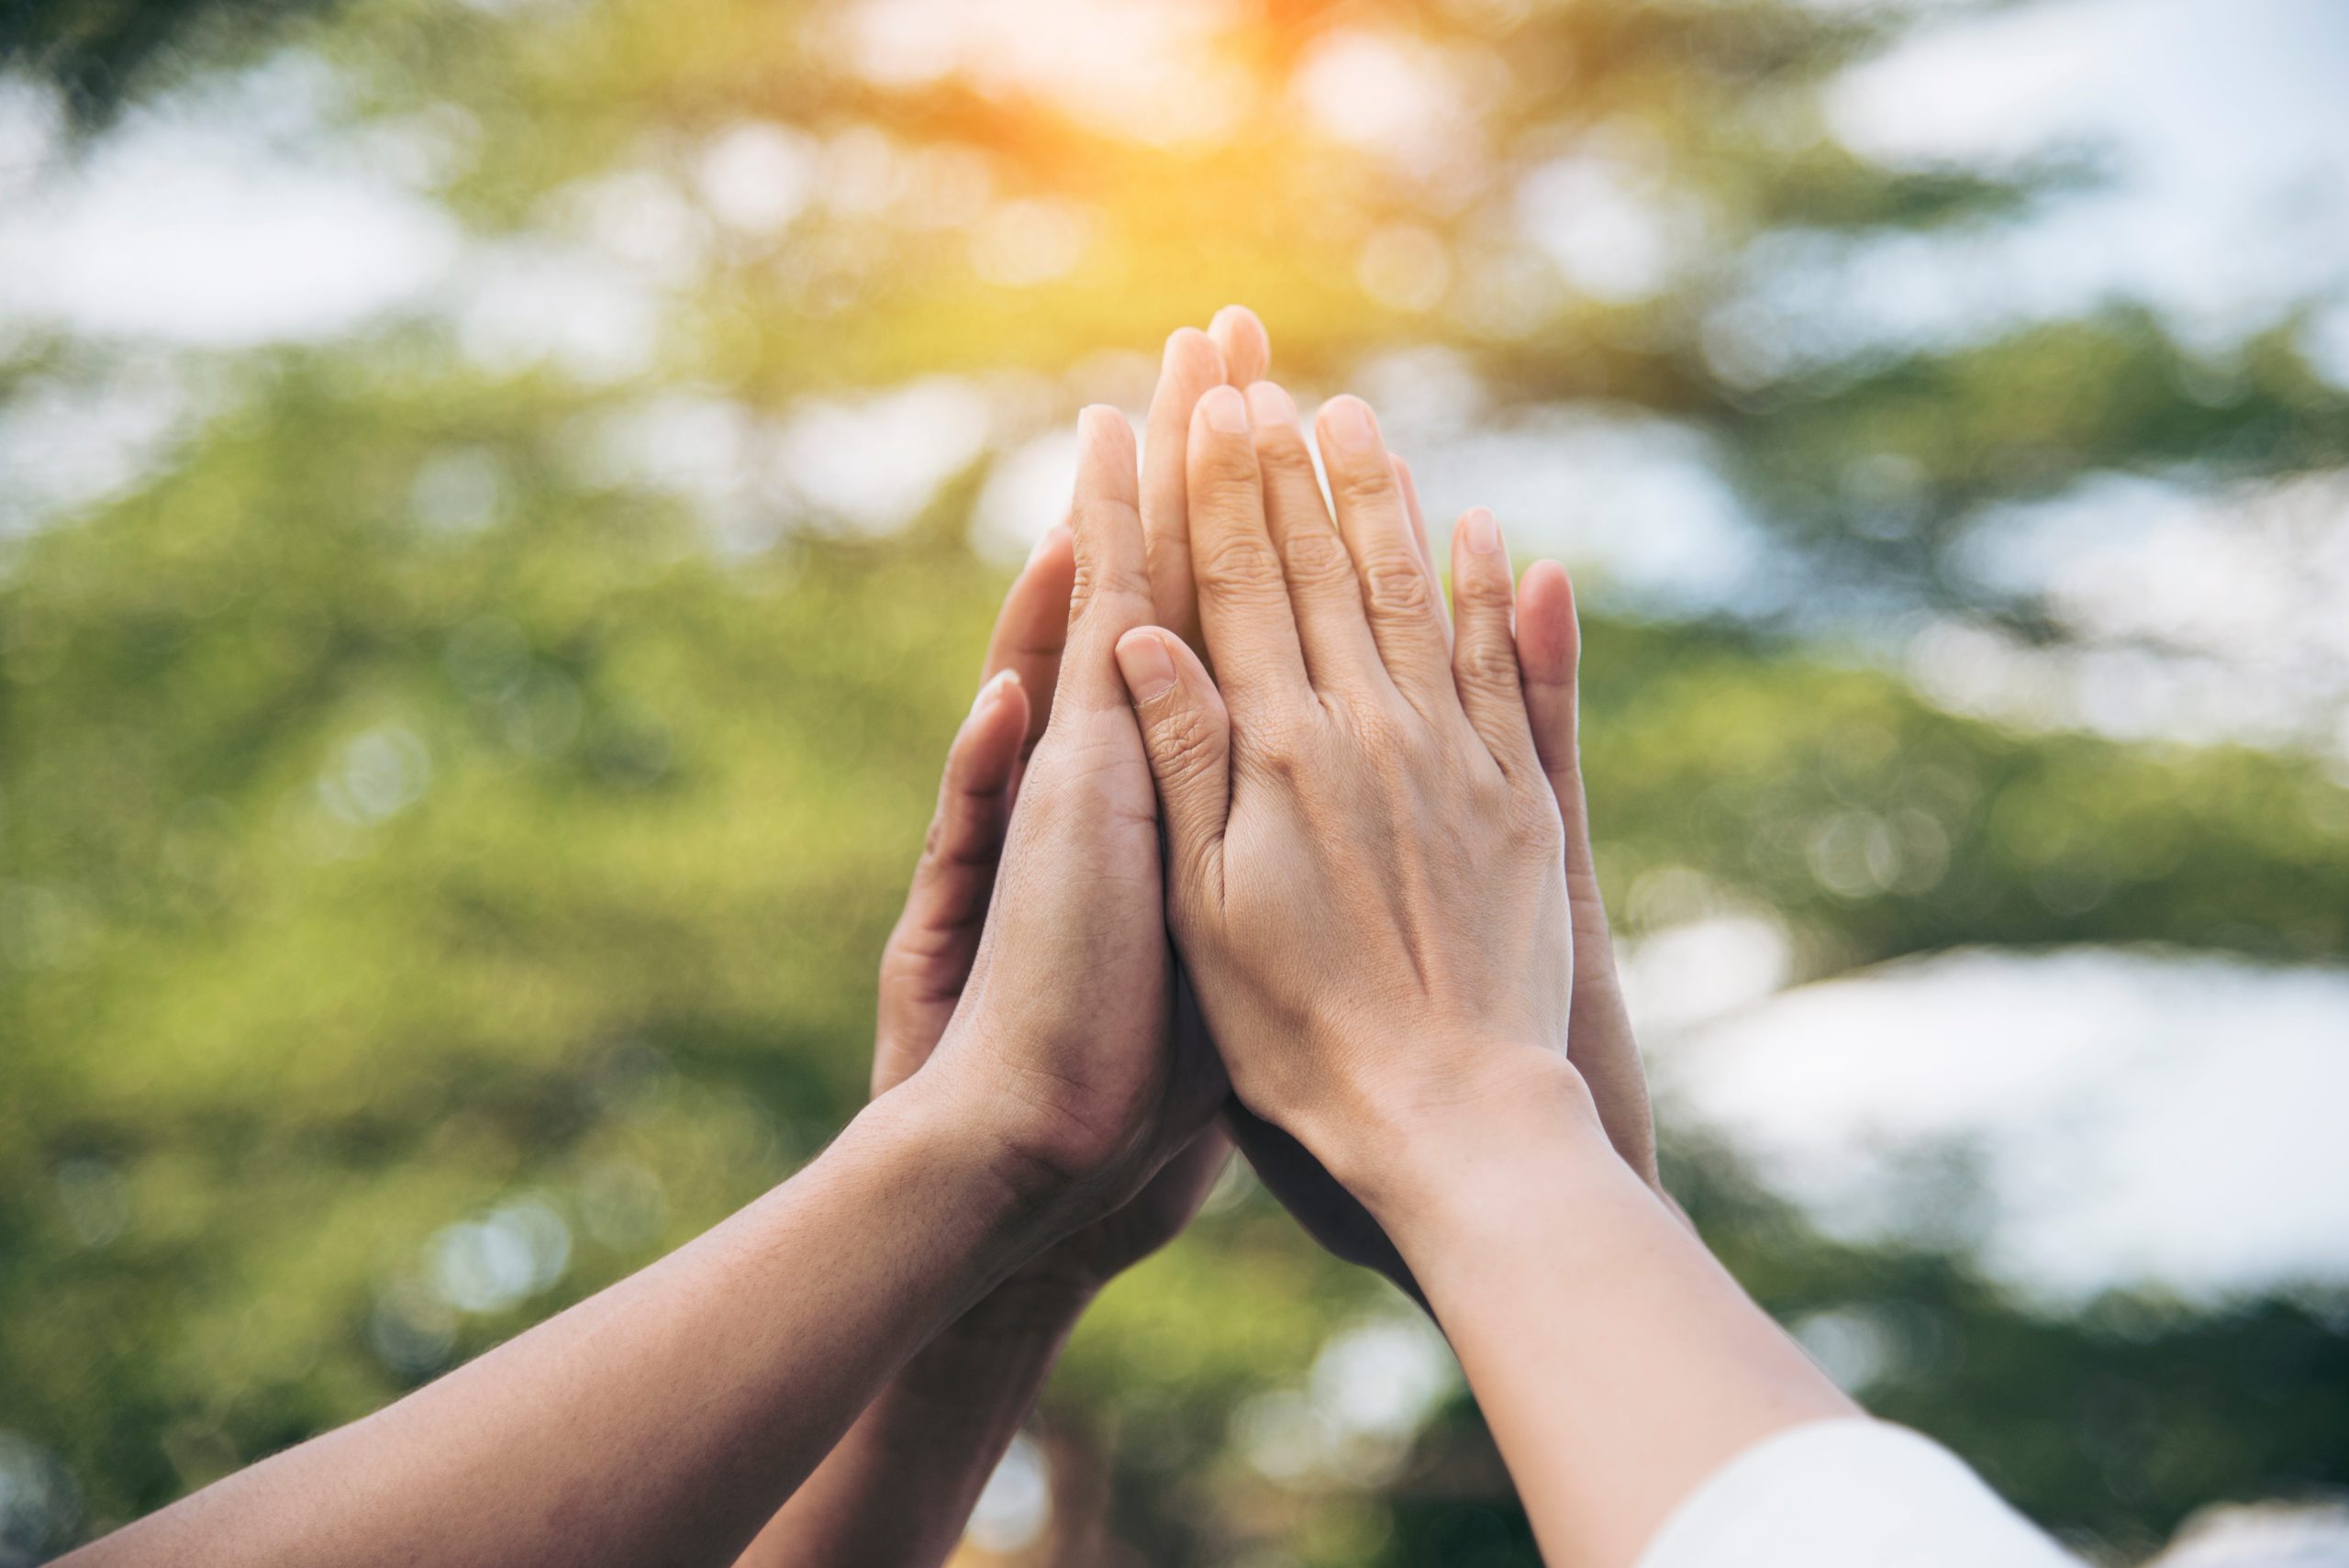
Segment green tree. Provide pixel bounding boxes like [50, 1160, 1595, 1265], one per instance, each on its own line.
[5, 1, 2344, 1563]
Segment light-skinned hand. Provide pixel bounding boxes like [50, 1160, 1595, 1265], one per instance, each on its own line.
[1110, 381, 1596, 1214]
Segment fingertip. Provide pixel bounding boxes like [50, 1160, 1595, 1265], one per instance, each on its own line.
[1162, 325, 1227, 387]
[1027, 521, 1074, 566]
[1242, 379, 1297, 429]
[1196, 384, 1250, 437]
[954, 668, 1030, 785]
[1079, 402, 1134, 451]
[1114, 627, 1180, 704]
[1457, 506, 1503, 560]
[1515, 560, 1578, 679]
[1315, 394, 1381, 462]
[1074, 406, 1141, 517]
[1520, 559, 1576, 625]
[1209, 305, 1271, 383]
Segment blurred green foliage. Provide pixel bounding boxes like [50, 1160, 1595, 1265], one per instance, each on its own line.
[5, 1, 2347, 1564]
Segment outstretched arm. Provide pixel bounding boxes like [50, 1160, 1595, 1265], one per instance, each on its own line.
[733, 530, 1096, 1568]
[64, 1068, 1063, 1568]
[739, 305, 1258, 1566]
[65, 403, 1218, 1568]
[1113, 379, 1858, 1567]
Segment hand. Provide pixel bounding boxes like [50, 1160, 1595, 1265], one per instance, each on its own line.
[872, 528, 1223, 1296]
[909, 400, 1227, 1246]
[736, 322, 1258, 1568]
[1111, 381, 1594, 1212]
[1210, 446, 1664, 1291]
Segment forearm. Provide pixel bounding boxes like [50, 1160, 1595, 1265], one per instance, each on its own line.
[1358, 1058, 1854, 1568]
[68, 1073, 1056, 1568]
[735, 1273, 1092, 1568]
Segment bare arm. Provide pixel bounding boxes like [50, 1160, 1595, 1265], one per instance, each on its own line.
[68, 401, 1219, 1568]
[737, 308, 1264, 1566]
[64, 1074, 1058, 1568]
[1115, 379, 1851, 1568]
[1363, 1062, 1852, 1566]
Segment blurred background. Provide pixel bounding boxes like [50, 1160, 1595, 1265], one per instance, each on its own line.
[4, 0, 2347, 1562]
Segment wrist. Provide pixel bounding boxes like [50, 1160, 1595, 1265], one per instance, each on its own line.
[1315, 1047, 1625, 1248]
[863, 1064, 1076, 1293]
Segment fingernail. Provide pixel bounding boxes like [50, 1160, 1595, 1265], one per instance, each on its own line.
[1115, 631, 1178, 702]
[1027, 525, 1066, 564]
[1462, 506, 1501, 555]
[971, 667, 1019, 716]
[1244, 381, 1296, 428]
[1200, 384, 1249, 435]
[1319, 395, 1378, 456]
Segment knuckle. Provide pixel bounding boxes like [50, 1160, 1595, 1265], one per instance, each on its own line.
[1150, 703, 1222, 780]
[1241, 710, 1310, 781]
[1197, 439, 1262, 491]
[1067, 553, 1150, 620]
[1456, 633, 1522, 694]
[1331, 460, 1397, 509]
[1193, 529, 1286, 598]
[1280, 528, 1358, 595]
[1361, 555, 1436, 620]
[919, 811, 952, 861]
[1255, 434, 1319, 484]
[1455, 561, 1514, 607]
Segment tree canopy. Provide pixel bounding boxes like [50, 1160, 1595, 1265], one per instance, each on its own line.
[4, 2, 2344, 1562]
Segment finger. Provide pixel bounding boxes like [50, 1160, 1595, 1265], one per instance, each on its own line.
[1518, 561, 1660, 1185]
[1114, 628, 1232, 908]
[981, 524, 1076, 763]
[1188, 384, 1310, 712]
[1447, 507, 1540, 778]
[1516, 562, 1586, 849]
[896, 671, 1030, 958]
[874, 668, 1031, 1090]
[1140, 328, 1230, 649]
[1244, 381, 1387, 694]
[1392, 453, 1452, 651]
[1315, 396, 1453, 714]
[1209, 304, 1271, 387]
[1056, 406, 1156, 717]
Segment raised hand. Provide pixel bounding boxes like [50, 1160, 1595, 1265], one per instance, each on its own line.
[1108, 382, 1581, 1207]
[1211, 430, 1664, 1292]
[1110, 383, 1851, 1568]
[912, 402, 1224, 1238]
[737, 318, 1267, 1568]
[871, 526, 1223, 1297]
[64, 406, 1247, 1568]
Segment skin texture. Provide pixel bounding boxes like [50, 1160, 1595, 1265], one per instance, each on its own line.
[1173, 390, 1667, 1295]
[740, 309, 1264, 1567]
[59, 309, 1706, 1568]
[61, 399, 1216, 1568]
[1114, 381, 1855, 1568]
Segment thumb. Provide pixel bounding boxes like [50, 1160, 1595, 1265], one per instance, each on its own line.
[1113, 627, 1231, 907]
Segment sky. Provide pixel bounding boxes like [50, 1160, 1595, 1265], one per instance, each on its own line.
[3, 0, 2345, 1306]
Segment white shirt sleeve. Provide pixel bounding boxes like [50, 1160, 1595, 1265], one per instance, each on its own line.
[1636, 1418, 2079, 1568]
